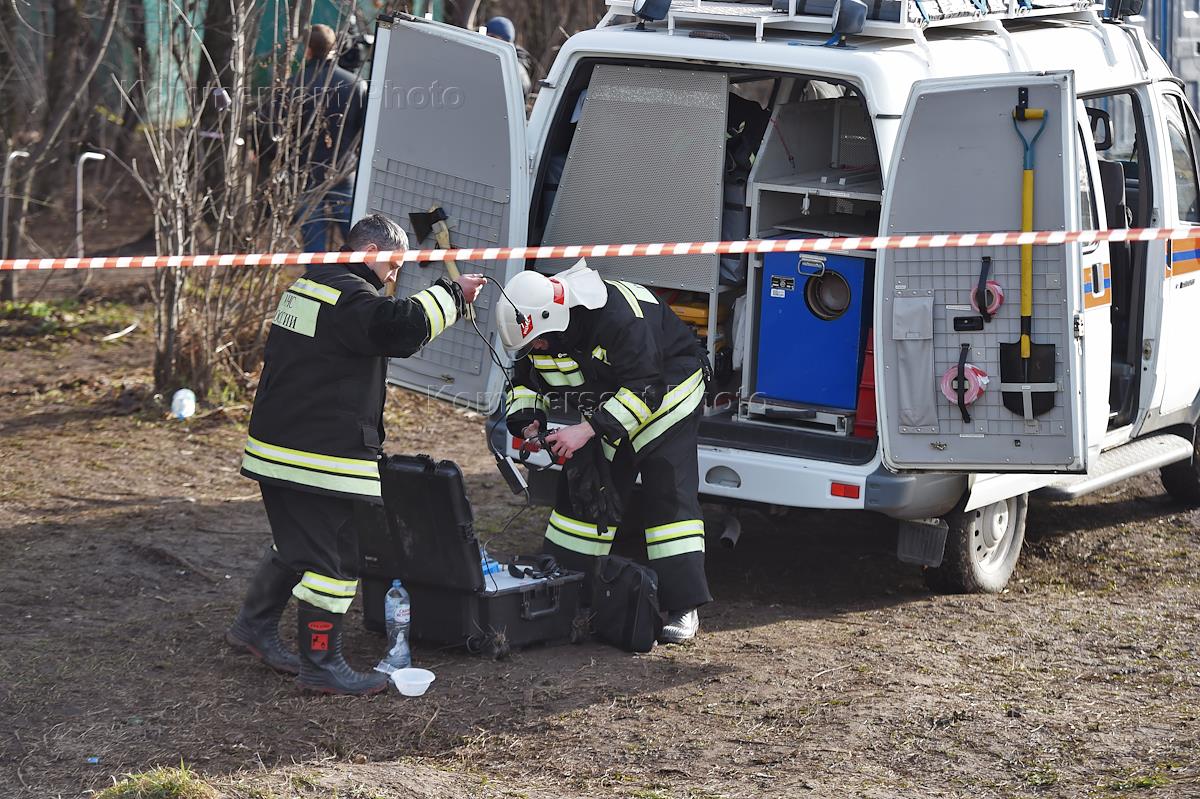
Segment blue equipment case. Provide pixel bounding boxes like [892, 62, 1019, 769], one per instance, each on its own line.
[755, 249, 874, 413]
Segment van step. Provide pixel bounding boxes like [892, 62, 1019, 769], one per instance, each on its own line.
[1038, 434, 1193, 501]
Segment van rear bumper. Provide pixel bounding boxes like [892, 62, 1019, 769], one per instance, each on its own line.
[499, 421, 967, 520]
[696, 445, 966, 519]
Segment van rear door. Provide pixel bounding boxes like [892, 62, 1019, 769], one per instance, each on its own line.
[876, 72, 1090, 473]
[351, 14, 528, 412]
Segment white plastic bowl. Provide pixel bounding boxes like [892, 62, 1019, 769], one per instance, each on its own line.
[391, 667, 436, 697]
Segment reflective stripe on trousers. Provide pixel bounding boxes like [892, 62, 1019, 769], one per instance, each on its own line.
[645, 519, 706, 560]
[544, 509, 615, 557]
[293, 571, 358, 614]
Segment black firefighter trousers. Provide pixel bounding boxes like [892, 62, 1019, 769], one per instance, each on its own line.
[259, 483, 362, 615]
[542, 411, 713, 613]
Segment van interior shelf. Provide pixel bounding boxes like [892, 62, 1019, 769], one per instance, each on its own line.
[754, 168, 882, 202]
[768, 215, 880, 237]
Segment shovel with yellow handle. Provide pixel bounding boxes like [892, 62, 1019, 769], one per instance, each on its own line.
[1000, 87, 1057, 421]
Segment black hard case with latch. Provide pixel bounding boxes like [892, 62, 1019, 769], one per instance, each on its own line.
[358, 454, 584, 655]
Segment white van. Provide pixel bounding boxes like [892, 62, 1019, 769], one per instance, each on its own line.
[352, 0, 1200, 594]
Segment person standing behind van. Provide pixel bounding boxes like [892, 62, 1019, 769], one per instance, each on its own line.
[293, 24, 368, 252]
[485, 16, 534, 99]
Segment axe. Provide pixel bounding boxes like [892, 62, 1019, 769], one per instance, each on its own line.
[409, 205, 474, 320]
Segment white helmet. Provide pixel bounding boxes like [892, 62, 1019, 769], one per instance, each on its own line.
[496, 260, 607, 354]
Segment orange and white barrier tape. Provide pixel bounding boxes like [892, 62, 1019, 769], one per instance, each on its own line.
[0, 226, 1187, 271]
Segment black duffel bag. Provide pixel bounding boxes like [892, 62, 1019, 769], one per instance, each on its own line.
[590, 556, 662, 653]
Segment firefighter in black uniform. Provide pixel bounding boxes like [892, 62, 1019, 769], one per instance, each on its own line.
[496, 261, 712, 643]
[226, 214, 484, 695]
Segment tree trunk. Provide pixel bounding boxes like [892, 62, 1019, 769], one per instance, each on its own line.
[291, 0, 315, 40]
[197, 0, 235, 229]
[13, 0, 119, 258]
[43, 0, 88, 190]
[0, 2, 21, 146]
[116, 0, 151, 162]
[153, 266, 186, 392]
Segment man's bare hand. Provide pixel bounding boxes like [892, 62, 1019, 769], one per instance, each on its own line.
[455, 274, 486, 304]
[522, 420, 541, 440]
[546, 422, 595, 460]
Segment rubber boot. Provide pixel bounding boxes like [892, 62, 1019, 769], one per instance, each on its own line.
[296, 602, 389, 696]
[226, 548, 301, 674]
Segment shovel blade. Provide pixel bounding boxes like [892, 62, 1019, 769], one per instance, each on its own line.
[999, 342, 1056, 417]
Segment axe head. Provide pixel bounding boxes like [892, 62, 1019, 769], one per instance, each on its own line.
[408, 206, 449, 245]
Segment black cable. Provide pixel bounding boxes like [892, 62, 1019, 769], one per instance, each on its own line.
[467, 276, 555, 474]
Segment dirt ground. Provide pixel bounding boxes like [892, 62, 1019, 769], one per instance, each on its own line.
[2, 306, 1198, 799]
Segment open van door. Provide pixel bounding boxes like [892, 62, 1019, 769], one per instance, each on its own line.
[351, 14, 528, 411]
[876, 72, 1090, 473]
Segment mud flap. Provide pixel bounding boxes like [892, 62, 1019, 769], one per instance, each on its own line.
[897, 517, 949, 567]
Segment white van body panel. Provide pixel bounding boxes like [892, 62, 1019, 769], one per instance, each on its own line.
[696, 445, 872, 510]
[370, 11, 1196, 521]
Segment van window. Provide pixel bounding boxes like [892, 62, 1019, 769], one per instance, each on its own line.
[1085, 94, 1137, 162]
[1164, 94, 1200, 223]
[1076, 130, 1097, 230]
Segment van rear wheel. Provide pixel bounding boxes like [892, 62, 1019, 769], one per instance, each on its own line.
[924, 494, 1027, 594]
[1160, 430, 1200, 505]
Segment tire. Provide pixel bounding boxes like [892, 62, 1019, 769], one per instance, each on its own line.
[1160, 431, 1200, 505]
[925, 494, 1028, 594]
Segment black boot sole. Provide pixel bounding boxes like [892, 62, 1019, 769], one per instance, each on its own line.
[295, 677, 388, 696]
[225, 629, 301, 675]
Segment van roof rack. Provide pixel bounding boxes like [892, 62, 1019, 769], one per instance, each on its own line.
[600, 0, 1104, 43]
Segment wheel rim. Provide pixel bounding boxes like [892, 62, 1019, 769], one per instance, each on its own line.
[970, 498, 1016, 574]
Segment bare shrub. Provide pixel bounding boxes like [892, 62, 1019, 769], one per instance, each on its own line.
[113, 0, 365, 398]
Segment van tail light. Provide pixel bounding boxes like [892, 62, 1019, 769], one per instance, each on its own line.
[831, 482, 861, 499]
[852, 327, 878, 439]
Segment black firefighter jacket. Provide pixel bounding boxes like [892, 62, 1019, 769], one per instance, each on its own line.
[241, 263, 463, 503]
[505, 279, 709, 458]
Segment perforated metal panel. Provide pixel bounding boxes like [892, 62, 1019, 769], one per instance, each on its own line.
[367, 158, 504, 382]
[354, 17, 528, 409]
[890, 248, 1069, 439]
[540, 66, 728, 291]
[878, 74, 1087, 472]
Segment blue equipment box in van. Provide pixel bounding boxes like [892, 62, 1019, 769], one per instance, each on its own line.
[755, 250, 874, 412]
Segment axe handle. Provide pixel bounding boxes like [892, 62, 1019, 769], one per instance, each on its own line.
[433, 222, 474, 320]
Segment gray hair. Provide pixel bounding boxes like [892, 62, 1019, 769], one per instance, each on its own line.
[345, 213, 409, 252]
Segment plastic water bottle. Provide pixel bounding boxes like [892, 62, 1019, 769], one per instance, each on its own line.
[170, 388, 195, 420]
[375, 579, 411, 674]
[480, 545, 502, 577]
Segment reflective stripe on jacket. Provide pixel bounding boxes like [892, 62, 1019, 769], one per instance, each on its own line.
[241, 263, 462, 502]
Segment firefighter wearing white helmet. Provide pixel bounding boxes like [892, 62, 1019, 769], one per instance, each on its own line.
[497, 261, 712, 643]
